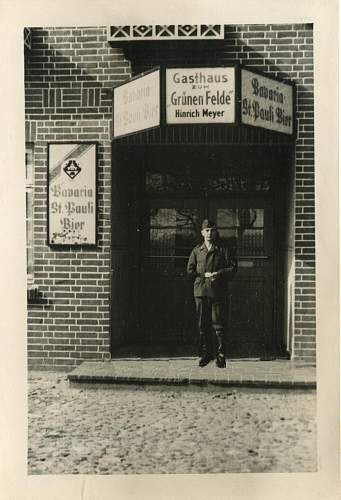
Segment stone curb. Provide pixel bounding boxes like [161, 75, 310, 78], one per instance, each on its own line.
[67, 374, 316, 390]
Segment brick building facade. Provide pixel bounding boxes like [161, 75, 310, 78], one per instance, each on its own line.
[25, 24, 315, 369]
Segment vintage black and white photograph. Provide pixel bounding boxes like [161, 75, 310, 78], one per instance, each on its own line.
[22, 20, 322, 476]
[1, 0, 340, 497]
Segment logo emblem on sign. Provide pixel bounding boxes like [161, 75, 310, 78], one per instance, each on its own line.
[63, 159, 81, 179]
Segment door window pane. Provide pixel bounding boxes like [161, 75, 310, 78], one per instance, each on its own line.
[26, 191, 33, 220]
[27, 247, 34, 276]
[175, 209, 199, 256]
[147, 208, 199, 268]
[150, 208, 176, 256]
[216, 208, 238, 243]
[208, 169, 272, 193]
[146, 170, 194, 194]
[25, 147, 34, 185]
[216, 208, 265, 256]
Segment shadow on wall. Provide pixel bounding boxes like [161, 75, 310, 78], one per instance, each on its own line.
[25, 27, 132, 122]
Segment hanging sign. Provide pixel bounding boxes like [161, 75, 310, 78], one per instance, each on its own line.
[241, 69, 294, 134]
[113, 69, 160, 137]
[166, 67, 235, 124]
[48, 143, 97, 245]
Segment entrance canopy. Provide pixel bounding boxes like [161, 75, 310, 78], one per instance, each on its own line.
[112, 65, 295, 144]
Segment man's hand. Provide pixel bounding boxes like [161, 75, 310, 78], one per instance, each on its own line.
[204, 272, 219, 280]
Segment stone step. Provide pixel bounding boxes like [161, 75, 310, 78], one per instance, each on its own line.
[67, 359, 316, 389]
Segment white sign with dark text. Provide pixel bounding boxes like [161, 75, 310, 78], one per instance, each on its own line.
[48, 143, 97, 245]
[113, 69, 160, 137]
[166, 68, 235, 124]
[241, 69, 293, 134]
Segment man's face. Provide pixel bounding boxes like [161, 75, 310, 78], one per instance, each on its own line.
[201, 227, 216, 244]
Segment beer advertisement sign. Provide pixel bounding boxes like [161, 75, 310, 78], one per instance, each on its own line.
[113, 69, 160, 137]
[48, 143, 97, 245]
[166, 67, 235, 124]
[241, 69, 294, 134]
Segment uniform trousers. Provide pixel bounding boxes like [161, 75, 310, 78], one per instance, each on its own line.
[194, 297, 225, 358]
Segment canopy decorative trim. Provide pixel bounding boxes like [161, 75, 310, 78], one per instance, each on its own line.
[107, 25, 224, 42]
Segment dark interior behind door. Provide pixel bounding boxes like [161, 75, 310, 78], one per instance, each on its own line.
[117, 146, 285, 358]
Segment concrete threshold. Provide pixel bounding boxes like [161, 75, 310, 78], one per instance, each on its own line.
[67, 358, 316, 389]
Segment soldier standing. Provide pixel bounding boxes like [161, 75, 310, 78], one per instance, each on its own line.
[187, 219, 237, 368]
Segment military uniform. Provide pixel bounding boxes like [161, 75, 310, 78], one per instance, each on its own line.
[187, 234, 237, 367]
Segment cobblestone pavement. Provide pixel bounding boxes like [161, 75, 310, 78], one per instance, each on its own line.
[28, 371, 317, 474]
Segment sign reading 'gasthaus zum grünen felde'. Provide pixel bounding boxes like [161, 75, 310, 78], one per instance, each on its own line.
[241, 69, 294, 135]
[48, 143, 97, 245]
[166, 68, 235, 124]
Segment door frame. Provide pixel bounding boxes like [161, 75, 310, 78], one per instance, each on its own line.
[111, 143, 290, 357]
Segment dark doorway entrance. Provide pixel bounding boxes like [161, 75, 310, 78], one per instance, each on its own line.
[112, 145, 287, 358]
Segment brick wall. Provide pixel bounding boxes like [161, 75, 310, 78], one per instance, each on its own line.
[25, 27, 130, 369]
[26, 24, 315, 366]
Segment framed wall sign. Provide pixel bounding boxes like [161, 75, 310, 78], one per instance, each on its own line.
[48, 142, 97, 245]
[241, 69, 294, 135]
[113, 68, 160, 138]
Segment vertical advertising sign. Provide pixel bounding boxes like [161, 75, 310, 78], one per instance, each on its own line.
[113, 69, 160, 138]
[48, 143, 97, 245]
[241, 69, 294, 134]
[166, 67, 235, 124]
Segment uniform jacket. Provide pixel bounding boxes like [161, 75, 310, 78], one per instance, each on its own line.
[187, 243, 237, 298]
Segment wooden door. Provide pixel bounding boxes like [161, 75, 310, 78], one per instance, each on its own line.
[138, 196, 276, 357]
[209, 199, 275, 357]
[138, 199, 202, 348]
[131, 148, 280, 358]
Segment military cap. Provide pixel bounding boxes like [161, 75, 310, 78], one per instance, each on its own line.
[201, 219, 217, 229]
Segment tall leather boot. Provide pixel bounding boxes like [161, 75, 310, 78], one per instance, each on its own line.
[215, 329, 226, 368]
[198, 331, 212, 367]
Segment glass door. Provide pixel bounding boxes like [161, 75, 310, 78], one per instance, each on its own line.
[130, 147, 280, 358]
[209, 199, 275, 357]
[139, 199, 203, 347]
